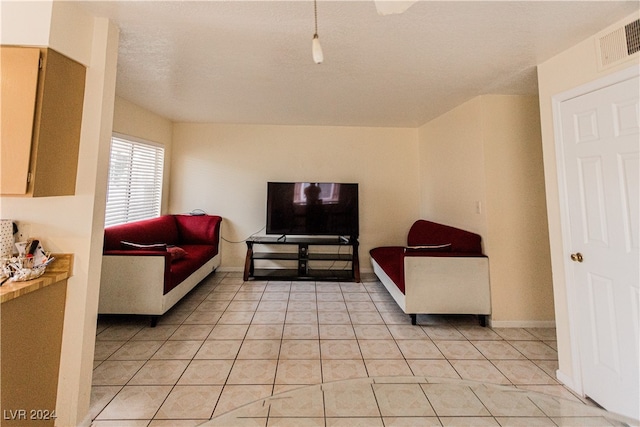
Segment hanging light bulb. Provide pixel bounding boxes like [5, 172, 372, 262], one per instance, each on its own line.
[312, 0, 323, 64]
[312, 34, 323, 64]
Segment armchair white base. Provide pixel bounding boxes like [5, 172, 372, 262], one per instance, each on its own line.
[99, 253, 221, 318]
[371, 255, 491, 326]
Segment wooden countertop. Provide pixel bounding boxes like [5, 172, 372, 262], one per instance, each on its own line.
[0, 254, 73, 304]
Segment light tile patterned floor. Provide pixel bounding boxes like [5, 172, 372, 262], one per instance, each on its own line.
[90, 272, 627, 426]
[202, 377, 636, 427]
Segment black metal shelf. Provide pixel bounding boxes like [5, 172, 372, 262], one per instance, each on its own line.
[244, 236, 360, 282]
[251, 252, 353, 262]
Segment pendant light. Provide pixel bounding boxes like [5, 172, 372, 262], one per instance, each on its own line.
[312, 0, 323, 64]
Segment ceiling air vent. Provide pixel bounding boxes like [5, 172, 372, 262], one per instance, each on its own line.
[597, 18, 640, 69]
[625, 19, 640, 55]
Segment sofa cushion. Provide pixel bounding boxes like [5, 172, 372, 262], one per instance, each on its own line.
[370, 246, 406, 294]
[167, 245, 187, 260]
[407, 220, 482, 253]
[104, 216, 179, 251]
[166, 244, 218, 293]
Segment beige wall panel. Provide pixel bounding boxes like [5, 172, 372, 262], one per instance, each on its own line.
[481, 95, 554, 324]
[418, 95, 554, 325]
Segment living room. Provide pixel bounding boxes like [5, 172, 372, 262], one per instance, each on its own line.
[113, 93, 554, 326]
[1, 1, 638, 425]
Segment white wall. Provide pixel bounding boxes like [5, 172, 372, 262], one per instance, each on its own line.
[0, 2, 119, 426]
[537, 12, 640, 391]
[0, 0, 53, 46]
[170, 123, 421, 270]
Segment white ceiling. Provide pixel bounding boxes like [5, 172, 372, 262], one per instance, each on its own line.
[76, 1, 639, 127]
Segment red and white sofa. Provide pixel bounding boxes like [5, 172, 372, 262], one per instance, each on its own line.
[99, 214, 222, 324]
[370, 220, 491, 326]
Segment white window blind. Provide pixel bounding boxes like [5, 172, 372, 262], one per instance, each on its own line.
[105, 135, 164, 227]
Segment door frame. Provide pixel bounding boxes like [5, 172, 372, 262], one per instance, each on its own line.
[551, 64, 639, 397]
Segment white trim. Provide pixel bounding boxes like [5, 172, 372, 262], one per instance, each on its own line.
[218, 266, 244, 273]
[112, 131, 165, 149]
[551, 64, 640, 397]
[490, 320, 557, 329]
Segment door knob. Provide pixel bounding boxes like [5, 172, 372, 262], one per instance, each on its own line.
[570, 252, 584, 263]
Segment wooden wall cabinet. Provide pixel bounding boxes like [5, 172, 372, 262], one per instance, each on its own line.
[1, 46, 86, 197]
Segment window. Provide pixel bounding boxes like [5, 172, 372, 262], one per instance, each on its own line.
[104, 134, 165, 227]
[293, 183, 341, 205]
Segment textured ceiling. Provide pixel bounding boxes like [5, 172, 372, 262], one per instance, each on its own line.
[76, 1, 639, 127]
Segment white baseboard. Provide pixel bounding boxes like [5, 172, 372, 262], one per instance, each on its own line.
[217, 266, 243, 273]
[556, 369, 582, 396]
[489, 319, 557, 328]
[76, 414, 93, 427]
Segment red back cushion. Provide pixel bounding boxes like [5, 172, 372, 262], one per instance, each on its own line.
[407, 220, 482, 254]
[104, 216, 179, 251]
[173, 214, 222, 245]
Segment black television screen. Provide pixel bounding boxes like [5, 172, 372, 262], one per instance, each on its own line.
[266, 182, 359, 237]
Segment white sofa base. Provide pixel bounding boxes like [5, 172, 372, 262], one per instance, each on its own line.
[371, 255, 491, 323]
[99, 253, 221, 316]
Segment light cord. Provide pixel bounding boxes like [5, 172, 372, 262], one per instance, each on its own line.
[221, 226, 266, 244]
[314, 0, 319, 37]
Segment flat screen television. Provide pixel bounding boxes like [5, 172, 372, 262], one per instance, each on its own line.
[266, 182, 359, 238]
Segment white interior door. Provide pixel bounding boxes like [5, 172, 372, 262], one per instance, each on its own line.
[559, 73, 639, 420]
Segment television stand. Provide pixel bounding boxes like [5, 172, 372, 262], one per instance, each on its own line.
[243, 236, 360, 282]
